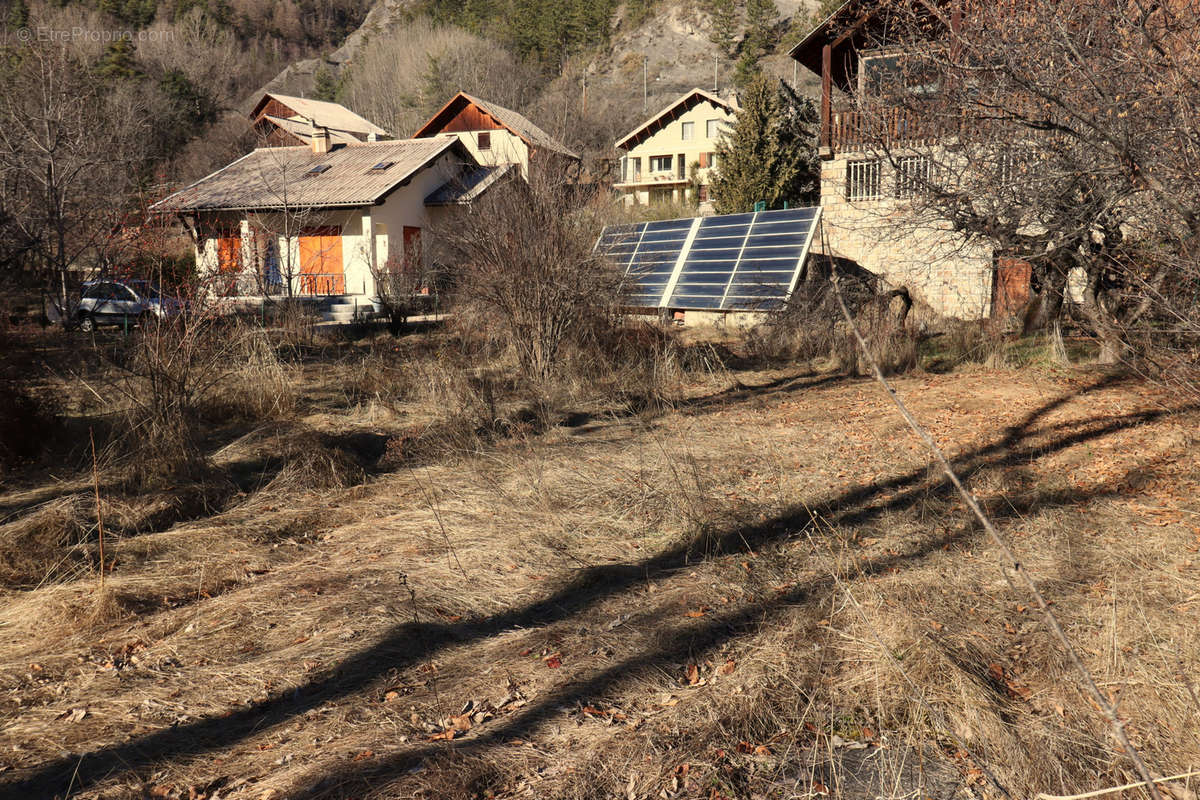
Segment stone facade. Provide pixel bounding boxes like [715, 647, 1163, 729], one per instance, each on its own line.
[817, 152, 996, 320]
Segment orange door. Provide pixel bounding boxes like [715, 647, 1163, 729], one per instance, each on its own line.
[216, 233, 242, 295]
[992, 257, 1032, 319]
[299, 226, 344, 295]
[402, 226, 427, 294]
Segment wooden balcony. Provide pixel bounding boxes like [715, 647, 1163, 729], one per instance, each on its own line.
[822, 107, 940, 157]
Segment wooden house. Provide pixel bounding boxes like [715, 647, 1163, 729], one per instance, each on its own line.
[251, 93, 390, 149]
[412, 92, 580, 181]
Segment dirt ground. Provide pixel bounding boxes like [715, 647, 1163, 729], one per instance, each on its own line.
[2, 338, 1199, 800]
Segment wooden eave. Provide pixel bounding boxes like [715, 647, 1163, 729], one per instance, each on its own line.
[789, 0, 951, 91]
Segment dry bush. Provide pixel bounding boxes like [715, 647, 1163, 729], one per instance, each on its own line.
[201, 327, 297, 421]
[936, 320, 1012, 369]
[263, 299, 320, 353]
[834, 291, 919, 376]
[0, 495, 93, 589]
[437, 174, 627, 386]
[106, 314, 299, 488]
[261, 431, 365, 494]
[750, 278, 917, 375]
[554, 320, 692, 413]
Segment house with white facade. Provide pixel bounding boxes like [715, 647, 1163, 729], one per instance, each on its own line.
[412, 92, 580, 181]
[151, 127, 497, 319]
[613, 88, 738, 210]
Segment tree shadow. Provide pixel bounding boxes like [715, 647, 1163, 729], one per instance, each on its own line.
[4, 374, 1187, 798]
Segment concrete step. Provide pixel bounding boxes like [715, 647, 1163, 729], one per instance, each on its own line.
[325, 301, 368, 314]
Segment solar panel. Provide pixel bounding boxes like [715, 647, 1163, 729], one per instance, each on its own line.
[594, 207, 821, 311]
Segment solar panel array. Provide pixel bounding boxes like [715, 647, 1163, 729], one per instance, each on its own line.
[594, 207, 821, 311]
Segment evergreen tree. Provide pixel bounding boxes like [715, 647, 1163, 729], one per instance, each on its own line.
[710, 73, 819, 213]
[6, 0, 29, 30]
[312, 62, 339, 101]
[97, 39, 140, 80]
[706, 0, 736, 58]
[734, 0, 776, 88]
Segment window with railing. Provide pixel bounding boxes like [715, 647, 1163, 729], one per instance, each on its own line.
[649, 155, 673, 173]
[846, 159, 882, 201]
[894, 155, 932, 199]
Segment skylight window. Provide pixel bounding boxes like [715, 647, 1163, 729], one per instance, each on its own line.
[306, 164, 331, 176]
[369, 161, 394, 172]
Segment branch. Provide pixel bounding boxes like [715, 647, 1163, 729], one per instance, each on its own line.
[823, 236, 1166, 800]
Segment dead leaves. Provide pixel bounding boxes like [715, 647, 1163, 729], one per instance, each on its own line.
[55, 707, 87, 723]
[988, 662, 1034, 701]
[421, 696, 522, 741]
[682, 658, 737, 687]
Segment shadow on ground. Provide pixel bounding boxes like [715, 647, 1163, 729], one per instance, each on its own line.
[5, 373, 1182, 798]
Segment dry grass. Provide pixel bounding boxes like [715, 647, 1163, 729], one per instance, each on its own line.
[2, 325, 1199, 800]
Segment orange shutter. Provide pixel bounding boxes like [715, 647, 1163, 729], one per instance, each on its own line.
[299, 227, 344, 295]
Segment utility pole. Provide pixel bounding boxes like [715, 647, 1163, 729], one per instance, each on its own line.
[643, 57, 648, 111]
[714, 54, 718, 91]
[581, 72, 586, 114]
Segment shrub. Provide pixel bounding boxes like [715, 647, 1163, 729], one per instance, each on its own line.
[435, 174, 627, 385]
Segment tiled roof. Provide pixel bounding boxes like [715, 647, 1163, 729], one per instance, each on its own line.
[151, 138, 469, 212]
[263, 115, 362, 146]
[615, 88, 738, 150]
[258, 93, 389, 137]
[414, 92, 580, 160]
[424, 163, 515, 205]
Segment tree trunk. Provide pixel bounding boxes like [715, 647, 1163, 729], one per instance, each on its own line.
[1022, 263, 1068, 334]
[1080, 267, 1129, 366]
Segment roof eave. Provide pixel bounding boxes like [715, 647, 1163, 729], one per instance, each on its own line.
[614, 89, 734, 151]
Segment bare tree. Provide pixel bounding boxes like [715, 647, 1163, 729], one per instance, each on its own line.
[434, 175, 626, 382]
[0, 42, 150, 319]
[839, 0, 1200, 367]
[339, 19, 542, 138]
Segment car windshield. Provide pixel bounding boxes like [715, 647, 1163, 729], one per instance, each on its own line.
[126, 281, 162, 299]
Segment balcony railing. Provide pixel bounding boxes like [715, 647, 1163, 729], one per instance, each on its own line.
[827, 107, 937, 155]
[297, 273, 346, 296]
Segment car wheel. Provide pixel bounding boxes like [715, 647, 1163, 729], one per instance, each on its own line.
[78, 314, 95, 333]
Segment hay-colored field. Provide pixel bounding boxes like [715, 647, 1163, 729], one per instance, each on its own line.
[2, 333, 1199, 800]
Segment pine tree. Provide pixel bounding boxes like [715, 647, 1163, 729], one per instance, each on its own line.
[706, 0, 736, 58]
[6, 0, 29, 30]
[312, 62, 339, 101]
[97, 39, 140, 80]
[734, 0, 777, 88]
[710, 73, 819, 214]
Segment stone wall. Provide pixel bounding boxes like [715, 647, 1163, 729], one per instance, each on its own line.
[818, 154, 995, 320]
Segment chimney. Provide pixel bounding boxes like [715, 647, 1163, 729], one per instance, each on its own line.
[310, 118, 330, 155]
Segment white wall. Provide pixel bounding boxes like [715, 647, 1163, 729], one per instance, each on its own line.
[192, 150, 465, 299]
[441, 129, 529, 178]
[617, 98, 735, 206]
[818, 154, 995, 320]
